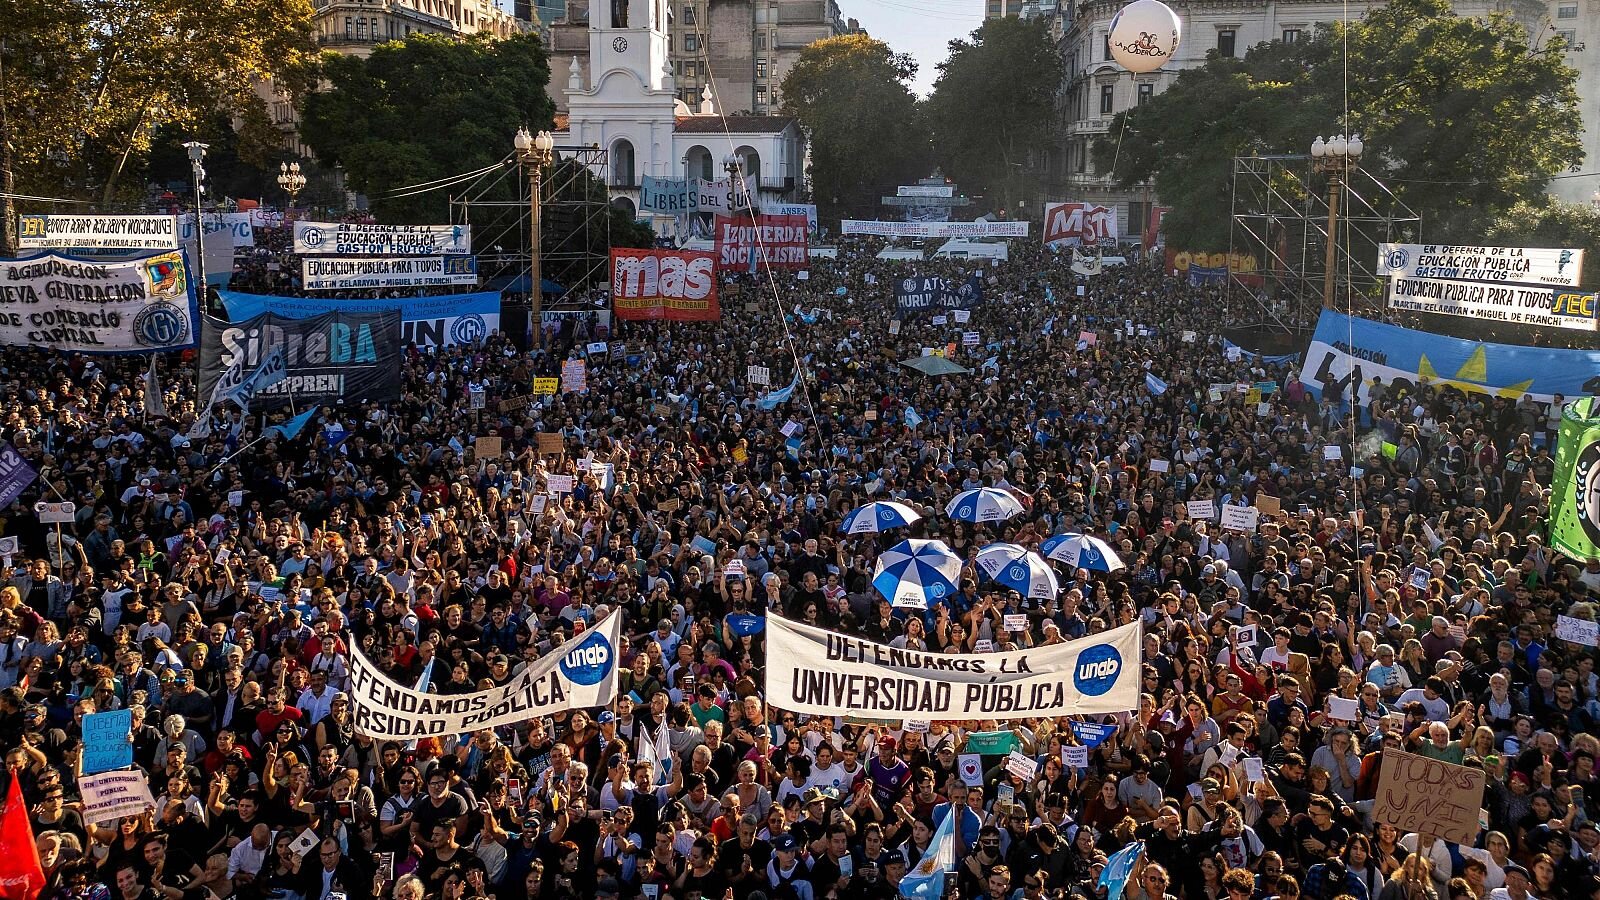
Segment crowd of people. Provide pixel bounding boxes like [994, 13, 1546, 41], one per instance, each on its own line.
[1, 227, 1598, 900]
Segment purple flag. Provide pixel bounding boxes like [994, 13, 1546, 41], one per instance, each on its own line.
[0, 444, 38, 510]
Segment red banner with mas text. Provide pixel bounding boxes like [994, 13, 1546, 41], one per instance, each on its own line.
[714, 214, 810, 271]
[610, 249, 721, 321]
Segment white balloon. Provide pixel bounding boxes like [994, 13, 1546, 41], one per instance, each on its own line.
[1108, 0, 1182, 74]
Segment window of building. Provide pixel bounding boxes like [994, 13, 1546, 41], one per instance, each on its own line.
[1558, 2, 1578, 16]
[1217, 28, 1236, 56]
[685, 34, 698, 51]
[683, 61, 695, 77]
[1103, 33, 1112, 60]
[988, 0, 1002, 15]
[1076, 140, 1086, 173]
[756, 58, 767, 79]
[1282, 28, 1301, 43]
[1137, 82, 1153, 104]
[1100, 83, 1114, 114]
[344, 16, 352, 36]
[1559, 28, 1578, 44]
[683, 4, 695, 23]
[756, 33, 765, 49]
[756, 87, 768, 105]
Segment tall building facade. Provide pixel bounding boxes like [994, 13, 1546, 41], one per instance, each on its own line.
[551, 0, 859, 115]
[1044, 0, 1547, 241]
[1547, 0, 1600, 204]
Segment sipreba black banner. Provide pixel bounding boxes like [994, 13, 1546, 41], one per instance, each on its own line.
[198, 310, 402, 409]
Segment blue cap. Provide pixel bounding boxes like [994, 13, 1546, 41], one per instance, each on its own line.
[598, 711, 616, 724]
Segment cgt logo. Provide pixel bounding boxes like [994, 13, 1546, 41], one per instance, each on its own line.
[558, 629, 615, 686]
[1073, 644, 1123, 697]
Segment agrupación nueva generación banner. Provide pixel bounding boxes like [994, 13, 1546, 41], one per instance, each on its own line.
[302, 255, 478, 291]
[220, 290, 499, 349]
[293, 221, 471, 255]
[17, 214, 179, 251]
[765, 615, 1141, 719]
[347, 612, 621, 738]
[197, 310, 402, 408]
[0, 251, 196, 353]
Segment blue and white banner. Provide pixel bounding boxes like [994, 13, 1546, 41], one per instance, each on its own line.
[0, 444, 39, 509]
[895, 274, 984, 312]
[843, 220, 1028, 238]
[219, 290, 499, 349]
[1070, 721, 1117, 748]
[900, 796, 957, 899]
[180, 212, 257, 248]
[1099, 841, 1144, 900]
[0, 251, 197, 353]
[1222, 338, 1301, 367]
[302, 256, 478, 291]
[1302, 310, 1600, 407]
[766, 203, 819, 232]
[1378, 243, 1582, 287]
[293, 221, 470, 255]
[638, 176, 756, 215]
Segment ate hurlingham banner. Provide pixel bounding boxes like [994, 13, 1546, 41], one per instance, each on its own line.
[764, 614, 1141, 719]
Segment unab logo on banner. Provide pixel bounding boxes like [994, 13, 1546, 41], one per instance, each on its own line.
[1073, 644, 1123, 696]
[558, 628, 616, 686]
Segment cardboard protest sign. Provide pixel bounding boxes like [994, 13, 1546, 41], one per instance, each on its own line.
[536, 433, 565, 456]
[1374, 749, 1485, 844]
[80, 770, 156, 824]
[474, 436, 503, 459]
[1254, 494, 1282, 517]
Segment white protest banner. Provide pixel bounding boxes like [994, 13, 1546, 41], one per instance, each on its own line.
[35, 501, 77, 524]
[1063, 745, 1089, 768]
[0, 251, 196, 352]
[1378, 242, 1583, 287]
[764, 614, 1141, 719]
[1219, 505, 1261, 533]
[17, 214, 179, 251]
[1324, 445, 1342, 460]
[1327, 696, 1360, 722]
[1187, 500, 1216, 521]
[1387, 275, 1596, 332]
[963, 331, 980, 347]
[1373, 749, 1486, 844]
[347, 611, 622, 739]
[1182, 330, 1197, 343]
[902, 718, 930, 733]
[546, 474, 574, 494]
[586, 341, 609, 355]
[1242, 757, 1265, 783]
[748, 365, 771, 386]
[1003, 614, 1028, 633]
[1004, 750, 1039, 781]
[725, 559, 747, 578]
[80, 770, 156, 824]
[1555, 615, 1599, 647]
[780, 420, 803, 438]
[954, 309, 971, 323]
[899, 184, 955, 198]
[1232, 624, 1258, 646]
[840, 220, 1029, 238]
[293, 221, 471, 255]
[301, 256, 477, 290]
[1149, 459, 1170, 473]
[932, 315, 948, 326]
[180, 212, 257, 247]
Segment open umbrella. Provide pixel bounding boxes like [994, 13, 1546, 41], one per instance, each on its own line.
[945, 487, 1025, 523]
[974, 542, 1060, 600]
[900, 356, 972, 377]
[872, 538, 962, 609]
[840, 500, 923, 534]
[1040, 533, 1125, 572]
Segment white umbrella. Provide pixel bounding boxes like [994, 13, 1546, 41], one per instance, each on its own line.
[872, 538, 963, 609]
[1040, 533, 1126, 572]
[839, 501, 923, 534]
[945, 487, 1025, 523]
[974, 542, 1060, 600]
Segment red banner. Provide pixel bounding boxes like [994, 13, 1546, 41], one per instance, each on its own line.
[0, 776, 44, 900]
[610, 249, 720, 321]
[714, 214, 810, 271]
[1144, 206, 1169, 251]
[1043, 202, 1118, 248]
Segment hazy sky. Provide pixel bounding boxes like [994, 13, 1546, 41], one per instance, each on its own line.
[844, 1, 987, 97]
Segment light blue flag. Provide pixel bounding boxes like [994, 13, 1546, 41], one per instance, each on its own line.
[904, 406, 923, 428]
[785, 437, 802, 460]
[1145, 372, 1168, 395]
[900, 794, 958, 898]
[756, 374, 799, 410]
[266, 408, 318, 441]
[1099, 841, 1144, 900]
[404, 659, 435, 751]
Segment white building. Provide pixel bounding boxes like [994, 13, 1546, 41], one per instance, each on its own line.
[1548, 0, 1600, 204]
[552, 0, 807, 235]
[1049, 0, 1549, 238]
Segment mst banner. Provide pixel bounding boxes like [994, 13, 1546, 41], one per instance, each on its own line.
[293, 221, 471, 255]
[1388, 276, 1596, 331]
[302, 255, 478, 290]
[714, 214, 809, 270]
[1043, 203, 1118, 249]
[895, 274, 985, 312]
[198, 310, 402, 408]
[765, 615, 1141, 719]
[220, 290, 499, 349]
[841, 220, 1029, 238]
[1379, 243, 1582, 287]
[17, 214, 179, 250]
[1301, 311, 1600, 408]
[611, 249, 719, 321]
[348, 612, 621, 738]
[0, 251, 196, 353]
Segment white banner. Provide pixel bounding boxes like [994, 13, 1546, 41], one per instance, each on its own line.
[898, 185, 955, 198]
[1388, 276, 1596, 331]
[0, 252, 196, 352]
[17, 215, 179, 250]
[302, 256, 479, 290]
[80, 770, 156, 824]
[179, 213, 257, 248]
[346, 611, 621, 738]
[294, 221, 471, 255]
[841, 220, 1029, 239]
[764, 615, 1141, 719]
[1379, 243, 1582, 287]
[766, 203, 819, 232]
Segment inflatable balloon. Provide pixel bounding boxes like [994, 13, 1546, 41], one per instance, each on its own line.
[1108, 0, 1182, 73]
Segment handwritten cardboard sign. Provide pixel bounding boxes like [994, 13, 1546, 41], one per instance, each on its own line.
[474, 436, 503, 459]
[1374, 749, 1485, 844]
[536, 433, 565, 456]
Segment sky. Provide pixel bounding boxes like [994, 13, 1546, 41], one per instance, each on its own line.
[843, 0, 987, 97]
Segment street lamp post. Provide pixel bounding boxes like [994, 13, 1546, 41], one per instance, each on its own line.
[1310, 133, 1363, 310]
[514, 127, 555, 348]
[183, 141, 210, 305]
[277, 161, 305, 219]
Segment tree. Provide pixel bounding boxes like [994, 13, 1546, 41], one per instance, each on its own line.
[1094, 0, 1581, 250]
[0, 0, 317, 208]
[300, 32, 555, 224]
[780, 34, 931, 224]
[925, 18, 1064, 213]
[1485, 200, 1600, 289]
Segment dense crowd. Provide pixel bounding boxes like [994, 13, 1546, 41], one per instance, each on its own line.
[2, 231, 1598, 900]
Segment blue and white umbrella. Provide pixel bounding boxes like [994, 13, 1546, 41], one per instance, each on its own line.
[974, 542, 1059, 600]
[945, 487, 1025, 524]
[872, 538, 963, 609]
[840, 501, 923, 535]
[1040, 533, 1126, 573]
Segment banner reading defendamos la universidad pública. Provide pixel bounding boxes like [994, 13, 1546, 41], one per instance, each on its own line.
[764, 614, 1141, 719]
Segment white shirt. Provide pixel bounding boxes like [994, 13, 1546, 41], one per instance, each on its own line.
[227, 836, 271, 878]
[297, 686, 336, 725]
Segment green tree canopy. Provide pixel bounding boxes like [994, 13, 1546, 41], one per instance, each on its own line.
[300, 32, 555, 224]
[925, 17, 1064, 213]
[779, 34, 931, 224]
[1095, 0, 1581, 250]
[1486, 200, 1600, 289]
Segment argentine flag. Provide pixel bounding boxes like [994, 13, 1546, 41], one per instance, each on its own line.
[899, 796, 957, 898]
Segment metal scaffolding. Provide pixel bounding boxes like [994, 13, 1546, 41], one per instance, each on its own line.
[1228, 154, 1421, 332]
